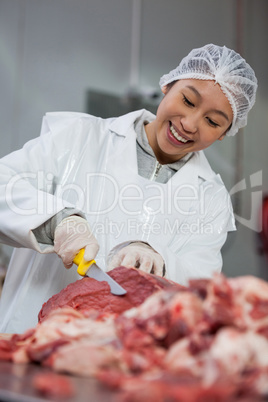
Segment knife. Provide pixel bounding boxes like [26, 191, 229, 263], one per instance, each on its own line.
[73, 248, 127, 296]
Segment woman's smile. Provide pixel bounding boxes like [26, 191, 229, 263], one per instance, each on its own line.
[167, 122, 193, 145]
[145, 79, 233, 164]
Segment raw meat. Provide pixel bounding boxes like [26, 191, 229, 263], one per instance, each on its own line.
[38, 266, 182, 323]
[1, 270, 268, 401]
[33, 372, 75, 398]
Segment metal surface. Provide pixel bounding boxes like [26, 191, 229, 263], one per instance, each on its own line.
[74, 249, 126, 295]
[86, 263, 127, 295]
[0, 361, 120, 402]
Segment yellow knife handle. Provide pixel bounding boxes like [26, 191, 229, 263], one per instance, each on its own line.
[73, 248, 96, 276]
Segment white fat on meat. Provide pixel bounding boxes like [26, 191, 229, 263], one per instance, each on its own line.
[164, 337, 205, 378]
[229, 275, 268, 330]
[122, 290, 203, 332]
[209, 327, 268, 375]
[34, 308, 116, 345]
[52, 341, 125, 377]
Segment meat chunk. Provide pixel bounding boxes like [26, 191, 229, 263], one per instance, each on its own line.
[33, 372, 75, 398]
[116, 289, 203, 349]
[38, 266, 182, 323]
[1, 270, 268, 401]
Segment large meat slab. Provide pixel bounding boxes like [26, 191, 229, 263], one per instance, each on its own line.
[38, 266, 182, 322]
[1, 267, 268, 401]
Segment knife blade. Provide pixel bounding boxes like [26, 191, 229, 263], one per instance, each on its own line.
[73, 249, 127, 296]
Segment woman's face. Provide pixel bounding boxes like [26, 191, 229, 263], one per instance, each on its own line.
[145, 79, 233, 164]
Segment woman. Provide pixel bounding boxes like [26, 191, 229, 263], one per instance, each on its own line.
[0, 44, 257, 333]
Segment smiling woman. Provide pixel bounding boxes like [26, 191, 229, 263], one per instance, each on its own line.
[145, 79, 233, 164]
[0, 43, 259, 334]
[159, 44, 257, 137]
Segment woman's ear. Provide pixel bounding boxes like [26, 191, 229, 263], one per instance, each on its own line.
[161, 81, 176, 95]
[161, 85, 168, 95]
[218, 133, 226, 141]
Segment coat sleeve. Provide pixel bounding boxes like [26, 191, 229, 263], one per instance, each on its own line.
[0, 113, 85, 252]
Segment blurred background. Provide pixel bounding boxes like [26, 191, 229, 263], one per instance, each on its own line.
[0, 0, 267, 289]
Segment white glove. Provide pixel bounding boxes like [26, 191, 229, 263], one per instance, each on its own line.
[54, 216, 99, 269]
[107, 242, 165, 276]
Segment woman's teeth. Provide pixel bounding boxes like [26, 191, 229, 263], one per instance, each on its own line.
[170, 124, 188, 143]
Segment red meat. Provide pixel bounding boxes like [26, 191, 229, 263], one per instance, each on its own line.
[1, 270, 268, 401]
[33, 372, 75, 398]
[38, 266, 182, 323]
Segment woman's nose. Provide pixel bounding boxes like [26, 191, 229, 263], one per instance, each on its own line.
[181, 114, 198, 134]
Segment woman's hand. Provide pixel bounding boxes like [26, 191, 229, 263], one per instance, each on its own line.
[54, 216, 99, 269]
[107, 242, 165, 276]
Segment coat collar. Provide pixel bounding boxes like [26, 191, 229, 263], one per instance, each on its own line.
[109, 109, 154, 138]
[170, 150, 216, 187]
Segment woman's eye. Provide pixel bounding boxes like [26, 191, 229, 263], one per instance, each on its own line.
[207, 118, 219, 127]
[183, 95, 194, 107]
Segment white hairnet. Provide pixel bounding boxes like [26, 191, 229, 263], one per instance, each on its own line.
[159, 44, 258, 136]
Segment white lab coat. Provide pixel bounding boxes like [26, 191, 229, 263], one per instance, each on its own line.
[0, 110, 235, 333]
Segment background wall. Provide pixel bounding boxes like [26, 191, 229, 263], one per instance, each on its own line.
[0, 0, 267, 279]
